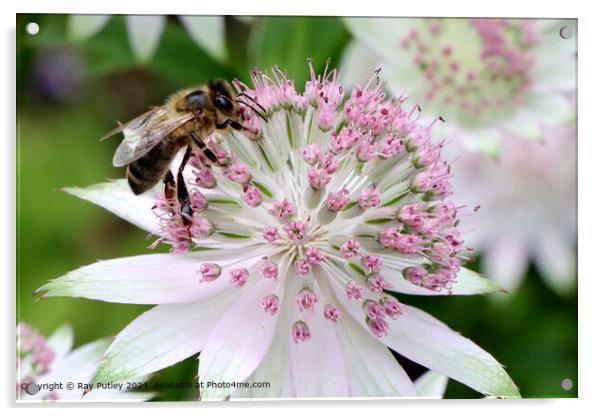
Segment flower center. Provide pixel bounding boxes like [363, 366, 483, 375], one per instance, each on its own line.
[150, 63, 470, 344]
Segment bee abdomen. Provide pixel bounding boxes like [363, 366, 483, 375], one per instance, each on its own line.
[126, 165, 154, 195]
[126, 140, 182, 195]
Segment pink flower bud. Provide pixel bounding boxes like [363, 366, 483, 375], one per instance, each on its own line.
[227, 162, 250, 184]
[379, 227, 401, 248]
[292, 321, 311, 343]
[194, 166, 217, 188]
[305, 247, 324, 266]
[296, 289, 318, 312]
[198, 263, 222, 283]
[260, 259, 279, 279]
[318, 152, 338, 174]
[341, 240, 361, 259]
[261, 295, 279, 315]
[366, 317, 389, 337]
[190, 217, 214, 238]
[367, 273, 391, 294]
[403, 266, 428, 287]
[242, 185, 262, 207]
[381, 297, 404, 319]
[229, 268, 249, 287]
[284, 220, 307, 242]
[358, 184, 381, 209]
[346, 281, 363, 300]
[357, 139, 377, 162]
[269, 199, 295, 220]
[295, 259, 310, 276]
[323, 304, 343, 323]
[190, 189, 208, 212]
[262, 227, 281, 243]
[363, 299, 386, 320]
[308, 167, 331, 189]
[300, 143, 321, 164]
[326, 188, 350, 212]
[361, 255, 382, 273]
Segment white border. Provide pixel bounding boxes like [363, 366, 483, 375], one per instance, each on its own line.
[3, 0, 585, 17]
[3, 1, 599, 415]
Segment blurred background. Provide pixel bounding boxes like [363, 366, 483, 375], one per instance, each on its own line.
[16, 14, 577, 399]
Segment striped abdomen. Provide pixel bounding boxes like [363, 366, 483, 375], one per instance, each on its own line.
[126, 138, 184, 195]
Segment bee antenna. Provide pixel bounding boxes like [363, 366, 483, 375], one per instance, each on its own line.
[236, 92, 267, 113]
[221, 94, 268, 122]
[237, 99, 268, 123]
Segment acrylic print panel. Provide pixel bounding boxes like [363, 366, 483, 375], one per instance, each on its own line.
[16, 14, 577, 401]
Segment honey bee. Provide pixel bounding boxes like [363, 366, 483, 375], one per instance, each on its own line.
[101, 79, 266, 224]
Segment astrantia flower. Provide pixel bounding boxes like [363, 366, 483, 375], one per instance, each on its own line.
[17, 323, 152, 402]
[451, 123, 576, 295]
[343, 18, 576, 155]
[67, 15, 227, 64]
[39, 64, 518, 399]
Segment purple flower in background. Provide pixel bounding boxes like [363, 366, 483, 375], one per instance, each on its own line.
[31, 47, 85, 102]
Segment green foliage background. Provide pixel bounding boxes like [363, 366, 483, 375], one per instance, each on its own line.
[16, 14, 576, 400]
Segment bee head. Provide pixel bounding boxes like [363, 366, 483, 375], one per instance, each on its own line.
[209, 80, 239, 118]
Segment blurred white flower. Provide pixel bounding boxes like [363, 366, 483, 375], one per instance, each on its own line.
[67, 15, 227, 64]
[342, 18, 576, 156]
[17, 323, 153, 402]
[451, 123, 576, 295]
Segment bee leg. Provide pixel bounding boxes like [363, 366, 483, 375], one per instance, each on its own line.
[177, 145, 193, 226]
[224, 119, 259, 136]
[163, 170, 176, 201]
[227, 120, 243, 130]
[217, 119, 243, 131]
[190, 132, 220, 165]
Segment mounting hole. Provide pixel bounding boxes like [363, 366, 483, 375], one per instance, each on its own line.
[25, 382, 40, 395]
[559, 26, 573, 39]
[25, 22, 40, 36]
[561, 378, 573, 391]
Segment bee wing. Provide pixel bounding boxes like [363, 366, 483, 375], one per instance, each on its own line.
[112, 113, 195, 167]
[100, 106, 169, 142]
